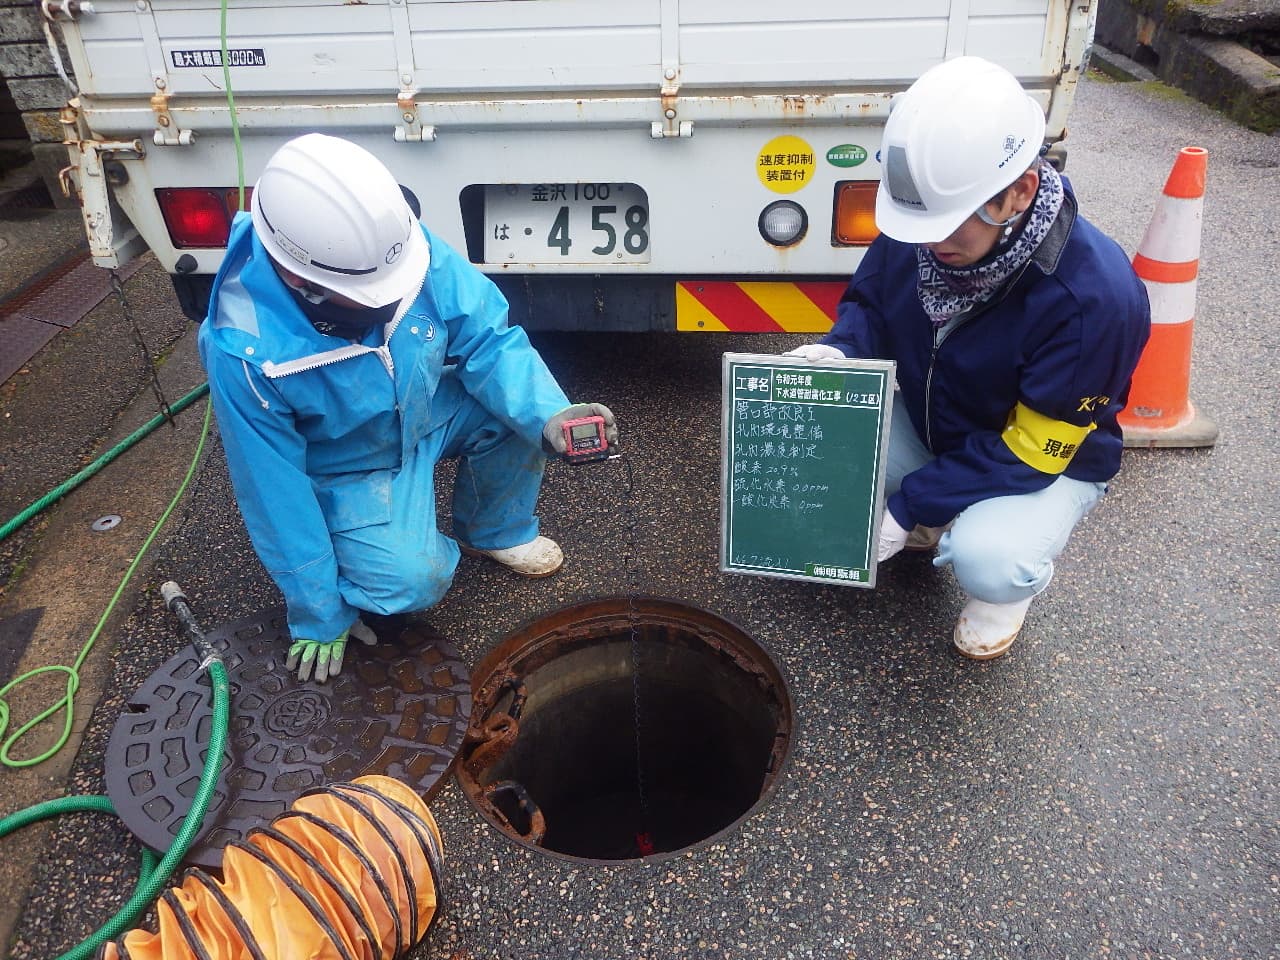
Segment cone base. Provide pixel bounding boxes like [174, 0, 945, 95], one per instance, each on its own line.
[1121, 400, 1218, 448]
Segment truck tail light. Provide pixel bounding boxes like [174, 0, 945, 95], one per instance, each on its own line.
[832, 181, 880, 246]
[225, 187, 253, 217]
[156, 188, 234, 248]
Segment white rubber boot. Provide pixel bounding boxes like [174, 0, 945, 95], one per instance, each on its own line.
[462, 535, 564, 577]
[953, 596, 1033, 660]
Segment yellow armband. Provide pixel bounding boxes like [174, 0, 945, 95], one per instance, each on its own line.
[1001, 402, 1095, 474]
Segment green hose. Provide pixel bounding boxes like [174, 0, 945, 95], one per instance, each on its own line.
[0, 397, 224, 956]
[0, 381, 209, 545]
[0, 399, 214, 768]
[0, 0, 242, 952]
[0, 659, 229, 960]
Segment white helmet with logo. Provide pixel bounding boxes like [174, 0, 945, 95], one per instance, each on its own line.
[251, 133, 429, 307]
[875, 56, 1047, 244]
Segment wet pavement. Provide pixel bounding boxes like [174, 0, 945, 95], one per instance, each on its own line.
[3, 72, 1279, 960]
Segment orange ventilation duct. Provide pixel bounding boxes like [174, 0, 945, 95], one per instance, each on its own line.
[98, 776, 443, 960]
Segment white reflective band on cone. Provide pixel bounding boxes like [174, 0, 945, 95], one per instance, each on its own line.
[1143, 278, 1198, 325]
[1137, 196, 1204, 263]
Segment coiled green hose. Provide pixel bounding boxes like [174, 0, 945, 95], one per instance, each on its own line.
[0, 0, 240, 952]
[0, 658, 229, 960]
[0, 398, 213, 768]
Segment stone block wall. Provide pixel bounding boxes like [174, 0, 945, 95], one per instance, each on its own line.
[1096, 0, 1280, 134]
[0, 0, 75, 202]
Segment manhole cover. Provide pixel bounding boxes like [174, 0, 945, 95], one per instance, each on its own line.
[106, 608, 471, 869]
[458, 597, 792, 862]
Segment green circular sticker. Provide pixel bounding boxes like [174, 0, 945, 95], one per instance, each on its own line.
[826, 144, 868, 168]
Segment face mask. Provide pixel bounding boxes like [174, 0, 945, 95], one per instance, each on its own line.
[288, 287, 401, 340]
[293, 280, 330, 305]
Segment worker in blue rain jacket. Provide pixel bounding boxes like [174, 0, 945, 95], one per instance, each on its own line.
[198, 133, 616, 683]
[788, 57, 1149, 660]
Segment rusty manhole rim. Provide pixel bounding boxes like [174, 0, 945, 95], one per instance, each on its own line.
[457, 595, 794, 865]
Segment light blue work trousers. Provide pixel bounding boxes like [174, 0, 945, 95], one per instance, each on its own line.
[331, 377, 545, 617]
[885, 393, 1105, 605]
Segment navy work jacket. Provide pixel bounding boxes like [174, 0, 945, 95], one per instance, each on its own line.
[822, 185, 1151, 530]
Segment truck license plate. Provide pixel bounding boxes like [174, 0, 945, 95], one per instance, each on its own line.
[484, 183, 650, 264]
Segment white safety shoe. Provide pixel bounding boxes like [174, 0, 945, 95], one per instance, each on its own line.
[462, 535, 564, 577]
[953, 596, 1034, 661]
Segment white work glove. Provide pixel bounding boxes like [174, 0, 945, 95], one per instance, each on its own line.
[877, 512, 911, 564]
[285, 617, 378, 684]
[783, 343, 847, 361]
[542, 403, 619, 457]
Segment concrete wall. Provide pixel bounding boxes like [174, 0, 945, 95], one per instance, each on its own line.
[1096, 0, 1280, 134]
[0, 1, 74, 201]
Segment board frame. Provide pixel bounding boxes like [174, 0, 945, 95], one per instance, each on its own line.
[720, 352, 895, 588]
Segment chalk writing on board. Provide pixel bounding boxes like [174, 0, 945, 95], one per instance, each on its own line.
[720, 354, 894, 588]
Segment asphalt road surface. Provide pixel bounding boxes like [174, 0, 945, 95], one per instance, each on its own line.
[3, 72, 1278, 960]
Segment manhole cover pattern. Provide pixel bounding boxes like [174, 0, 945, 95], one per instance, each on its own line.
[106, 608, 471, 869]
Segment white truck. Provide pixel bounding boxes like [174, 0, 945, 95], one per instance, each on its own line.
[45, 0, 1097, 331]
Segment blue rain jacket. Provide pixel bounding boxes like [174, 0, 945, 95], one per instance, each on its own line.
[198, 214, 569, 641]
[822, 185, 1150, 530]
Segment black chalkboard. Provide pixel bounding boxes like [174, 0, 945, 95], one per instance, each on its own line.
[720, 353, 895, 588]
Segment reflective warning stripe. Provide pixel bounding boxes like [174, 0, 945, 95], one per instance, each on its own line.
[676, 281, 843, 332]
[1132, 253, 1198, 284]
[1142, 276, 1198, 324]
[1001, 401, 1095, 474]
[1134, 195, 1204, 264]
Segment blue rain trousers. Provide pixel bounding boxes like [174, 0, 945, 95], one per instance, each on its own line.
[329, 372, 547, 619]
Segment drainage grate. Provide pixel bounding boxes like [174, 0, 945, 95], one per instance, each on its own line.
[0, 314, 60, 384]
[0, 250, 148, 384]
[458, 597, 793, 862]
[105, 608, 471, 869]
[0, 179, 53, 214]
[0, 607, 43, 686]
[0, 250, 145, 328]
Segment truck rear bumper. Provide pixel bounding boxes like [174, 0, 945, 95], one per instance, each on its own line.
[494, 276, 844, 333]
[174, 274, 846, 333]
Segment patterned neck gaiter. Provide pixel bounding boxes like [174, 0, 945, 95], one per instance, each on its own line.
[915, 160, 1065, 328]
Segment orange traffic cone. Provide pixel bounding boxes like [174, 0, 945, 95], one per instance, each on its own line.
[1119, 146, 1218, 447]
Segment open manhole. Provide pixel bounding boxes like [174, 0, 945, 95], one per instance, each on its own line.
[457, 597, 792, 862]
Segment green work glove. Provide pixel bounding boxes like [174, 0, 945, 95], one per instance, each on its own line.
[542, 403, 619, 457]
[285, 618, 378, 683]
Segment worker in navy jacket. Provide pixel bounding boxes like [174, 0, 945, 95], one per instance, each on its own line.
[790, 57, 1149, 659]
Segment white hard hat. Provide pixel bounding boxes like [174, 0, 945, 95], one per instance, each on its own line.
[251, 133, 429, 308]
[875, 57, 1047, 244]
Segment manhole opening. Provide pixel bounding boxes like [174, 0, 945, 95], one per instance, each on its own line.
[458, 598, 792, 863]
